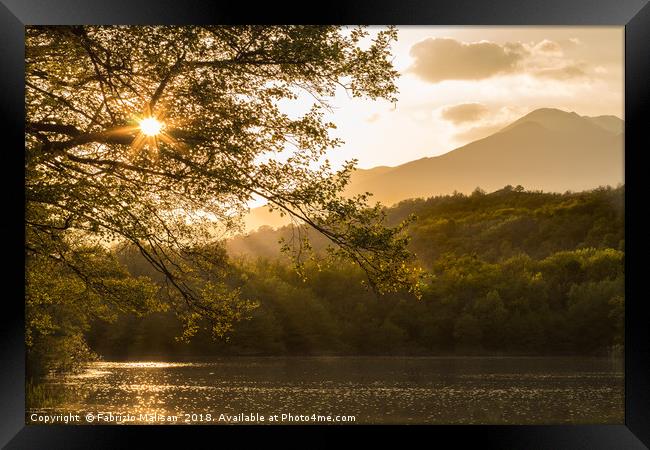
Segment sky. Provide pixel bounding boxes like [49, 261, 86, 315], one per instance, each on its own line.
[295, 26, 624, 170]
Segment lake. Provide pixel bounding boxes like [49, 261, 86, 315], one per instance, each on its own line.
[27, 356, 624, 425]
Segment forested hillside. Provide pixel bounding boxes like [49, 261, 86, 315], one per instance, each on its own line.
[86, 185, 624, 358]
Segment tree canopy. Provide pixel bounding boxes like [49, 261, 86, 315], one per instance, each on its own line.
[25, 26, 422, 367]
[88, 187, 625, 358]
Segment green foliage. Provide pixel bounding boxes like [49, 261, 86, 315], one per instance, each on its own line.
[89, 246, 625, 357]
[230, 186, 625, 264]
[88, 186, 625, 357]
[26, 245, 160, 376]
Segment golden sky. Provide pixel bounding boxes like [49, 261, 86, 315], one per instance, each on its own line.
[294, 26, 623, 169]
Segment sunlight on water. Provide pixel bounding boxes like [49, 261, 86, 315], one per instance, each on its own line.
[29, 357, 624, 425]
[67, 369, 112, 379]
[95, 361, 200, 369]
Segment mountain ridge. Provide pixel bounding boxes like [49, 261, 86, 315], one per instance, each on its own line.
[244, 108, 623, 231]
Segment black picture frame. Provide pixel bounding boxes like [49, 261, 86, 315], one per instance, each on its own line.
[2, 0, 648, 447]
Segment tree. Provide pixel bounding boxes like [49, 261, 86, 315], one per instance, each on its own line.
[26, 244, 160, 375]
[453, 312, 482, 348]
[25, 25, 422, 362]
[473, 290, 507, 348]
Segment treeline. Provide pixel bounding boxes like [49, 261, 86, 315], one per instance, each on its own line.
[228, 185, 624, 262]
[86, 185, 625, 357]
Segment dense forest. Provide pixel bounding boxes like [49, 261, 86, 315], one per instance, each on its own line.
[86, 185, 625, 359]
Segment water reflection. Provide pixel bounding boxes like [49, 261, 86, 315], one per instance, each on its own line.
[94, 362, 199, 369]
[29, 357, 624, 425]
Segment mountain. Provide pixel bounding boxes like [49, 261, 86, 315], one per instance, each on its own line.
[585, 115, 624, 134]
[245, 108, 624, 230]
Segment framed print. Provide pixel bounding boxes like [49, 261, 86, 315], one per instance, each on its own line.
[1, 0, 649, 448]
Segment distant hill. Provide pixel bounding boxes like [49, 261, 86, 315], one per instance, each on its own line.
[585, 115, 624, 134]
[229, 185, 624, 264]
[245, 108, 623, 231]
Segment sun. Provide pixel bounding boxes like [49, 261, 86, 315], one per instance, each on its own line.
[128, 108, 187, 157]
[139, 117, 164, 137]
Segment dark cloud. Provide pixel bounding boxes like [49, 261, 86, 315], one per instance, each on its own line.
[408, 38, 528, 83]
[441, 103, 489, 124]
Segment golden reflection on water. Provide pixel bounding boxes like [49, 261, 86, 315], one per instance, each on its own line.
[95, 361, 199, 369]
[30, 358, 624, 424]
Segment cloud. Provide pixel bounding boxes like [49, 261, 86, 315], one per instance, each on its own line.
[444, 105, 526, 145]
[408, 37, 593, 83]
[534, 39, 563, 55]
[533, 63, 587, 80]
[408, 38, 527, 83]
[441, 103, 489, 124]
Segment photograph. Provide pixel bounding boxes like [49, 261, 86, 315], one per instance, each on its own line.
[24, 24, 626, 426]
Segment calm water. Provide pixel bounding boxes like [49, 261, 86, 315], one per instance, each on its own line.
[28, 356, 624, 425]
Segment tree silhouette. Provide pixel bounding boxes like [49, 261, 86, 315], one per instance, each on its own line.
[25, 26, 422, 355]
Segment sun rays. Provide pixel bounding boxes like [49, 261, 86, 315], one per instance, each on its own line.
[128, 104, 187, 157]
